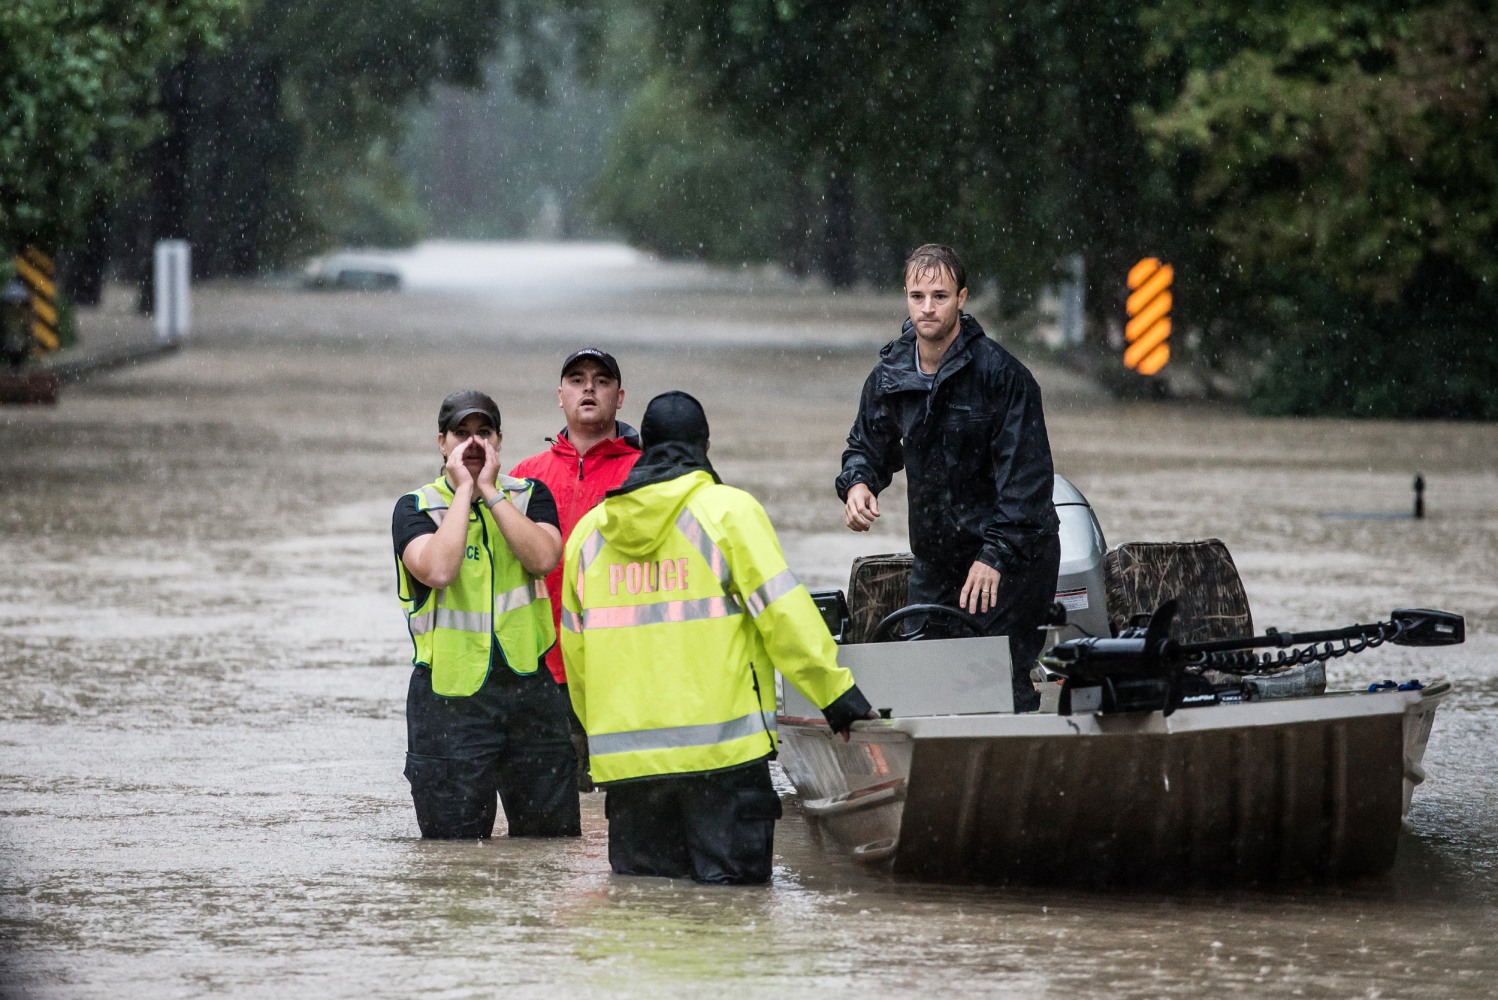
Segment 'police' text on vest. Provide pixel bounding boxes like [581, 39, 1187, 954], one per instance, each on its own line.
[609, 559, 690, 596]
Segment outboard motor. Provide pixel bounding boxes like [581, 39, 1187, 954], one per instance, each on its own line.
[1051, 475, 1110, 645]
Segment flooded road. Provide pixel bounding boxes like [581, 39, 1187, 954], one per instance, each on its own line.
[3, 242, 1496, 998]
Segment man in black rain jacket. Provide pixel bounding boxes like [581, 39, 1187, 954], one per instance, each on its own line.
[836, 244, 1060, 711]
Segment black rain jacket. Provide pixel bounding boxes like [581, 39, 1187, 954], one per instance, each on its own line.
[835, 314, 1059, 578]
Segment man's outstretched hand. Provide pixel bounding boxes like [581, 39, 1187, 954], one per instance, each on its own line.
[844, 482, 880, 531]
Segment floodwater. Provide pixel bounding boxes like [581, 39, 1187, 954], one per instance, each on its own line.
[2, 241, 1496, 998]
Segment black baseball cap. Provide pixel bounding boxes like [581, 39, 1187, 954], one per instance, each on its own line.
[561, 348, 622, 383]
[640, 391, 710, 448]
[437, 390, 501, 432]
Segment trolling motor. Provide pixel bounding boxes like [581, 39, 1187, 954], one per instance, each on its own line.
[1042, 602, 1464, 717]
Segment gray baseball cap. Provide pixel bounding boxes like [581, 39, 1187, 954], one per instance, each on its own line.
[437, 390, 501, 432]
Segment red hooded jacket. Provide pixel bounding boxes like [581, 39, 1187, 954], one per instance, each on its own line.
[510, 422, 641, 682]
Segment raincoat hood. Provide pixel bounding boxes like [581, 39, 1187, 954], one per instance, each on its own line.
[595, 467, 716, 558]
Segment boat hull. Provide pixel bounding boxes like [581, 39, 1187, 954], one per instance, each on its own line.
[777, 683, 1449, 886]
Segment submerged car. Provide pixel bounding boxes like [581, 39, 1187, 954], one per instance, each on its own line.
[302, 253, 402, 291]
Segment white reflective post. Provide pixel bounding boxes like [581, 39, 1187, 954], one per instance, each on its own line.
[1059, 252, 1085, 347]
[153, 240, 191, 344]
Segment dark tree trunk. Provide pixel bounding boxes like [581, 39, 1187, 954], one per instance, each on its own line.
[138, 57, 194, 313]
[785, 173, 813, 278]
[227, 59, 281, 276]
[823, 164, 855, 288]
[65, 198, 110, 307]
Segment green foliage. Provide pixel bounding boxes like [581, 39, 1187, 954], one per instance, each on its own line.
[172, 1, 563, 271]
[79, 1, 596, 274]
[616, 1, 1164, 293]
[581, 0, 1496, 416]
[588, 74, 795, 260]
[0, 0, 240, 251]
[1250, 297, 1498, 420]
[301, 141, 426, 250]
[1141, 1, 1498, 303]
[1140, 0, 1498, 417]
[245, 1, 551, 149]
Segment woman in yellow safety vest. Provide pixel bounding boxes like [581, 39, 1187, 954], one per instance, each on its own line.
[562, 391, 873, 883]
[394, 390, 578, 839]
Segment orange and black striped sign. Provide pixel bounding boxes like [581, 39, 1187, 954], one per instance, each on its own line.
[14, 246, 59, 354]
[1125, 257, 1172, 376]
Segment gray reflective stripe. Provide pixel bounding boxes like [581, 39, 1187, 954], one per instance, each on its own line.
[576, 530, 605, 603]
[497, 474, 534, 517]
[436, 607, 491, 632]
[415, 486, 449, 527]
[578, 595, 742, 630]
[675, 508, 731, 588]
[561, 608, 582, 633]
[744, 568, 800, 618]
[495, 581, 545, 615]
[589, 710, 777, 757]
[408, 606, 492, 635]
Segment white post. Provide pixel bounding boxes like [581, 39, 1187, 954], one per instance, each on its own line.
[153, 240, 191, 344]
[1059, 252, 1085, 347]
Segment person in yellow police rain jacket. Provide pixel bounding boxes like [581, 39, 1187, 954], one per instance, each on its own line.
[561, 391, 875, 884]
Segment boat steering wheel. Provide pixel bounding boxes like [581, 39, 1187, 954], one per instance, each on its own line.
[868, 603, 986, 643]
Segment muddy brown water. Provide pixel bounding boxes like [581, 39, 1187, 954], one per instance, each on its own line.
[3, 244, 1496, 998]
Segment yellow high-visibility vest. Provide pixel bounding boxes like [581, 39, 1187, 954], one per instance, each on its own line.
[398, 474, 554, 696]
[561, 469, 855, 783]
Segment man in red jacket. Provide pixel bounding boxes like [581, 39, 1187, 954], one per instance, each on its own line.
[511, 348, 640, 789]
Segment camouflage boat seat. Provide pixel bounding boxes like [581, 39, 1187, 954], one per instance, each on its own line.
[844, 552, 914, 645]
[843, 539, 1254, 645]
[1102, 538, 1253, 642]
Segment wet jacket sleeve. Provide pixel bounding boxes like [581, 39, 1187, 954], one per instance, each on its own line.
[836, 367, 903, 501]
[558, 519, 590, 727]
[712, 493, 868, 725]
[820, 684, 875, 734]
[975, 369, 1056, 573]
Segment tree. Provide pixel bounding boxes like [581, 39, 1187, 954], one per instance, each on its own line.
[584, 1, 1494, 415]
[1142, 0, 1498, 305]
[113, 0, 601, 286]
[1140, 0, 1498, 416]
[0, 2, 239, 254]
[600, 1, 1164, 299]
[589, 73, 797, 260]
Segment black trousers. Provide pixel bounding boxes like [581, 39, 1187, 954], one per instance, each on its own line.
[604, 761, 782, 885]
[405, 661, 580, 839]
[557, 682, 594, 792]
[909, 531, 1062, 713]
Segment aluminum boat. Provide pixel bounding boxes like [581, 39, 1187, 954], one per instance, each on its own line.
[777, 476, 1462, 886]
